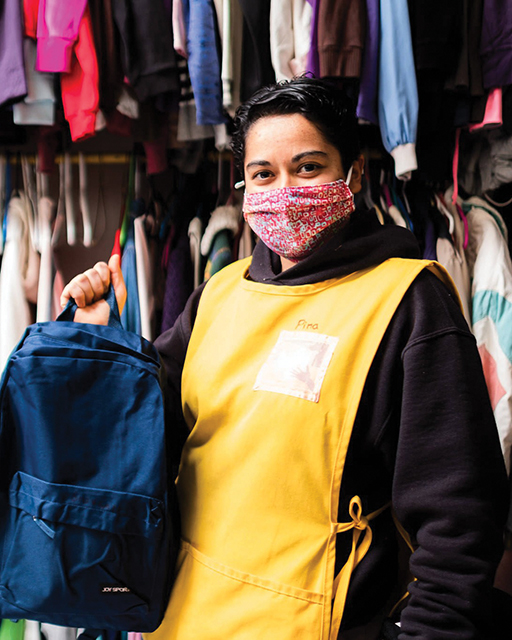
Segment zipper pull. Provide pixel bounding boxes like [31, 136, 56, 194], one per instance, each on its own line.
[32, 516, 56, 539]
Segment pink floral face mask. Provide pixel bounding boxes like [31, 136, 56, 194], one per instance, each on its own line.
[242, 170, 355, 262]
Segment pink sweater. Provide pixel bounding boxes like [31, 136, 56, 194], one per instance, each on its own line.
[36, 0, 87, 72]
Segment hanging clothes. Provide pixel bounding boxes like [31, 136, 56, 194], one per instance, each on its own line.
[378, 0, 418, 179]
[0, 195, 34, 372]
[0, 620, 25, 640]
[213, 0, 244, 116]
[161, 223, 194, 334]
[121, 207, 142, 335]
[463, 196, 512, 473]
[111, 0, 178, 103]
[480, 0, 512, 90]
[59, 5, 100, 142]
[269, 0, 312, 81]
[88, 0, 124, 116]
[305, 0, 320, 77]
[134, 214, 154, 342]
[35, 0, 87, 72]
[188, 216, 203, 289]
[441, 188, 472, 325]
[200, 204, 240, 280]
[356, 0, 379, 124]
[238, 0, 276, 102]
[35, 196, 56, 322]
[0, 0, 27, 108]
[13, 39, 56, 126]
[173, 0, 187, 58]
[181, 0, 224, 125]
[39, 625, 76, 640]
[317, 0, 366, 79]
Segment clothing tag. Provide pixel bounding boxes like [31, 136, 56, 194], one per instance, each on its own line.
[254, 330, 339, 402]
[100, 585, 132, 594]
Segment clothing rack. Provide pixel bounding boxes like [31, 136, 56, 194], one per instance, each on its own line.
[1, 154, 133, 165]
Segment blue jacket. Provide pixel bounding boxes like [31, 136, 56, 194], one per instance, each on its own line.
[378, 0, 418, 179]
[182, 0, 225, 126]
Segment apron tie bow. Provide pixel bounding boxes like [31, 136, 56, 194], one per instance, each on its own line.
[329, 496, 391, 640]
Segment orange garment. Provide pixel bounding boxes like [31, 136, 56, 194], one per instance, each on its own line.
[60, 5, 99, 141]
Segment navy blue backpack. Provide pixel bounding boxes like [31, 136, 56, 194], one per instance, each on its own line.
[0, 289, 176, 632]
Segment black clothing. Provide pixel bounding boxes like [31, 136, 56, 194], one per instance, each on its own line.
[238, 0, 276, 102]
[111, 0, 178, 102]
[154, 209, 509, 638]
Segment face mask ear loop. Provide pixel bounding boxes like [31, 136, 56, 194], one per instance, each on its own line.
[345, 165, 354, 187]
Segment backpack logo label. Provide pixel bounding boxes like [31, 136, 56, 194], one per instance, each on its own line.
[101, 585, 131, 594]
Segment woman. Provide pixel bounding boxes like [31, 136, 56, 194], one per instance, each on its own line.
[62, 78, 509, 639]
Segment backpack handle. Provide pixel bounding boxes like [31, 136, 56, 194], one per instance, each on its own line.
[57, 285, 123, 330]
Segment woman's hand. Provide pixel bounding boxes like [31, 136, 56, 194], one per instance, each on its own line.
[60, 254, 127, 325]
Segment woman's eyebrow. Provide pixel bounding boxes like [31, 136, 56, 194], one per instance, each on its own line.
[245, 159, 272, 170]
[291, 150, 328, 163]
[246, 151, 328, 170]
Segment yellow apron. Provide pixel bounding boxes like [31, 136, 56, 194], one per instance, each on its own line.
[149, 257, 457, 640]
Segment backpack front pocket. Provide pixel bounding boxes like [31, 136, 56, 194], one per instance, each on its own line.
[0, 472, 164, 620]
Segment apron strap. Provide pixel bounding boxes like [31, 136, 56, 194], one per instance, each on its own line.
[329, 496, 391, 640]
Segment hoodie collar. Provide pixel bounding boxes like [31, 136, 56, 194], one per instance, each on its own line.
[248, 208, 421, 286]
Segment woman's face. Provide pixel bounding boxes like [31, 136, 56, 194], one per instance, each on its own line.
[243, 113, 357, 194]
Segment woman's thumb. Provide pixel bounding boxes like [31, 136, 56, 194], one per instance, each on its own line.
[108, 254, 127, 315]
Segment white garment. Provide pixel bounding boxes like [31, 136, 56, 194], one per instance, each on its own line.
[0, 155, 5, 256]
[443, 187, 472, 326]
[0, 196, 34, 372]
[173, 0, 187, 58]
[117, 84, 140, 120]
[270, 0, 312, 81]
[134, 216, 154, 342]
[213, 0, 243, 116]
[19, 192, 40, 305]
[13, 39, 55, 126]
[436, 234, 471, 327]
[200, 205, 241, 257]
[39, 624, 76, 640]
[36, 197, 56, 322]
[24, 621, 41, 640]
[188, 216, 203, 289]
[464, 196, 512, 473]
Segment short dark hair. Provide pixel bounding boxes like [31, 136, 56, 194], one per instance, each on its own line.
[231, 76, 360, 176]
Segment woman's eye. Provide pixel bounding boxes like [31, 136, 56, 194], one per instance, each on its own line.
[254, 170, 273, 180]
[299, 163, 321, 173]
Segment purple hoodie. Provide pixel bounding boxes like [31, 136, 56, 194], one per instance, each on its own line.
[357, 0, 379, 124]
[0, 0, 27, 107]
[480, 0, 512, 88]
[306, 0, 320, 77]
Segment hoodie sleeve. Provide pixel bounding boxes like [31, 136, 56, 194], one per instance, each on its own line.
[153, 282, 206, 458]
[392, 276, 509, 638]
[36, 0, 87, 73]
[378, 0, 418, 180]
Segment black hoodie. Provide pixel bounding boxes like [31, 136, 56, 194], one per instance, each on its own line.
[154, 209, 509, 639]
